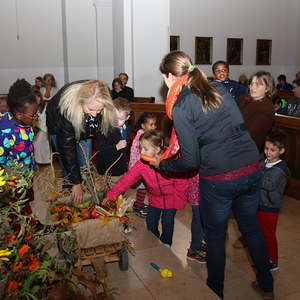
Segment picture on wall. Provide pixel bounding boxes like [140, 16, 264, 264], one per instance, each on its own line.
[195, 37, 212, 65]
[227, 38, 243, 65]
[170, 36, 180, 51]
[256, 39, 272, 65]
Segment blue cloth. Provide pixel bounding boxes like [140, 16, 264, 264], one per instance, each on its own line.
[215, 79, 247, 104]
[51, 135, 92, 180]
[0, 111, 35, 169]
[200, 171, 273, 299]
[190, 205, 205, 251]
[276, 82, 293, 91]
[146, 206, 177, 246]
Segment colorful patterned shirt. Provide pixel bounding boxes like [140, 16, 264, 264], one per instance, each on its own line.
[0, 111, 35, 169]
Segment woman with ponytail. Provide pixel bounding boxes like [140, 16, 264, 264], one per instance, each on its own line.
[158, 51, 274, 299]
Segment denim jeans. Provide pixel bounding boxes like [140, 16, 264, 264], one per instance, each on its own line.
[146, 206, 177, 246]
[76, 138, 92, 167]
[50, 135, 92, 179]
[190, 205, 205, 251]
[200, 170, 273, 299]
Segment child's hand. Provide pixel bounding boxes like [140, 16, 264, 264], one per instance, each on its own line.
[149, 158, 160, 169]
[116, 139, 127, 150]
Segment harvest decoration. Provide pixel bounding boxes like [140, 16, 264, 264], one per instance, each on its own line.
[49, 195, 130, 227]
[0, 162, 114, 299]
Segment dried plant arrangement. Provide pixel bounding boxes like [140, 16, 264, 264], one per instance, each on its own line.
[0, 162, 117, 300]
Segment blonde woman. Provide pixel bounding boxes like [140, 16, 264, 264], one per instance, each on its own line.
[46, 80, 116, 203]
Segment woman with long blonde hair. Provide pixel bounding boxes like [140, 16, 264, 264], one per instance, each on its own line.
[157, 51, 274, 299]
[46, 80, 116, 203]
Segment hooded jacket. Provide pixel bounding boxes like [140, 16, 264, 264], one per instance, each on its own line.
[259, 160, 290, 212]
[106, 160, 188, 209]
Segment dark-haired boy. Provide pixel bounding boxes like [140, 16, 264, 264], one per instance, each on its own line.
[258, 130, 290, 271]
[212, 60, 247, 104]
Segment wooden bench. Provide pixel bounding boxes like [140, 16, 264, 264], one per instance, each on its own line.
[133, 97, 155, 103]
[275, 114, 300, 200]
[130, 102, 172, 137]
[275, 90, 294, 100]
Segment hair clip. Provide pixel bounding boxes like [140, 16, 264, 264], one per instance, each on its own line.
[188, 65, 195, 73]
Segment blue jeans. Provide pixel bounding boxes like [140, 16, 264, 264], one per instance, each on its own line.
[146, 206, 177, 246]
[200, 171, 273, 299]
[190, 205, 205, 251]
[50, 135, 92, 179]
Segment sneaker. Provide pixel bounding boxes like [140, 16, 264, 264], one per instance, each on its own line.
[133, 205, 148, 218]
[269, 261, 279, 272]
[251, 281, 274, 300]
[200, 240, 207, 252]
[187, 248, 206, 264]
[124, 224, 133, 234]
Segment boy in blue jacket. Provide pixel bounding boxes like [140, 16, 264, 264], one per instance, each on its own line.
[212, 60, 247, 104]
[257, 130, 290, 271]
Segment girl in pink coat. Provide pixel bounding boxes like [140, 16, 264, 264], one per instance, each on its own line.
[107, 130, 188, 247]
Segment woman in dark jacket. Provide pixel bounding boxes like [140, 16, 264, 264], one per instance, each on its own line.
[158, 51, 274, 299]
[46, 80, 116, 203]
[239, 71, 275, 153]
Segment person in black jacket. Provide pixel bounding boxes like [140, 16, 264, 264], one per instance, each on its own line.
[111, 78, 133, 102]
[119, 72, 134, 101]
[96, 97, 131, 182]
[46, 80, 116, 203]
[157, 51, 274, 299]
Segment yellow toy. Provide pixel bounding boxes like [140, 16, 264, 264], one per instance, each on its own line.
[150, 262, 173, 278]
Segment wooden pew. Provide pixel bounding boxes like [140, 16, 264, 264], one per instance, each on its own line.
[275, 114, 300, 200]
[129, 102, 172, 137]
[133, 97, 155, 103]
[275, 90, 294, 100]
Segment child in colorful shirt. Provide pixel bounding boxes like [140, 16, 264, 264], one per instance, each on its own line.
[0, 79, 38, 221]
[0, 80, 38, 169]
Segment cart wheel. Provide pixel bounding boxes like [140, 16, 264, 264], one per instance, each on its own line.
[118, 248, 129, 271]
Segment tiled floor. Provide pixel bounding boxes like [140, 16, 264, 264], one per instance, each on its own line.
[33, 170, 300, 299]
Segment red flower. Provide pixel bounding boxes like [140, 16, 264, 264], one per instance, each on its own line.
[6, 281, 21, 296]
[19, 244, 30, 259]
[7, 234, 16, 242]
[28, 254, 40, 271]
[11, 262, 24, 270]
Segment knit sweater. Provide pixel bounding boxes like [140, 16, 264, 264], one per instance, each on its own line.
[239, 94, 275, 153]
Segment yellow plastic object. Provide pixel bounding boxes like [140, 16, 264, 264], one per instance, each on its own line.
[159, 268, 173, 278]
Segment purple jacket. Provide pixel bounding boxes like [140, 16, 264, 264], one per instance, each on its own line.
[106, 160, 188, 209]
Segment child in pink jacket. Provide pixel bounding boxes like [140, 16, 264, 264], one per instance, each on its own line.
[129, 112, 157, 218]
[107, 130, 188, 247]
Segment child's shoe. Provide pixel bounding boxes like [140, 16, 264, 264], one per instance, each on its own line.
[186, 248, 206, 264]
[133, 204, 148, 218]
[269, 261, 279, 272]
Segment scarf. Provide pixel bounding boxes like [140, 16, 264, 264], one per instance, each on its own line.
[160, 74, 188, 161]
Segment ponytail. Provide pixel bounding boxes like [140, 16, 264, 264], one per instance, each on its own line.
[160, 51, 222, 114]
